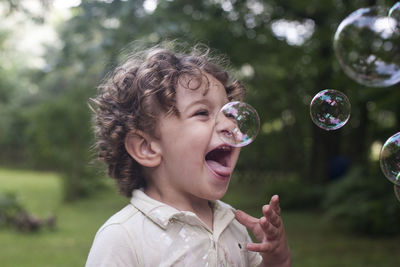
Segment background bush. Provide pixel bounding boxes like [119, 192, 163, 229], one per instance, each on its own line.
[322, 165, 400, 235]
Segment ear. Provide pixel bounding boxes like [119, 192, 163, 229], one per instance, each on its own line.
[125, 130, 162, 168]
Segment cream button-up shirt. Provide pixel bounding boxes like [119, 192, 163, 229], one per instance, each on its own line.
[86, 189, 263, 267]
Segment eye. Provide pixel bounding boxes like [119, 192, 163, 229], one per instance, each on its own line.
[194, 109, 209, 117]
[225, 112, 235, 119]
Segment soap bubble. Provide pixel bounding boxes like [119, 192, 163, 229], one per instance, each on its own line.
[310, 89, 351, 131]
[215, 101, 260, 147]
[394, 184, 400, 202]
[380, 132, 400, 185]
[334, 6, 400, 87]
[389, 2, 400, 32]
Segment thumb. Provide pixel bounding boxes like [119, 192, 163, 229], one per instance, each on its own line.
[235, 210, 259, 230]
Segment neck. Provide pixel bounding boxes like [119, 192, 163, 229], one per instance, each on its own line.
[144, 185, 214, 230]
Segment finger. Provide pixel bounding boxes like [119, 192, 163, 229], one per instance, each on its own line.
[262, 205, 281, 228]
[235, 210, 259, 229]
[260, 217, 279, 240]
[270, 195, 281, 215]
[246, 241, 273, 253]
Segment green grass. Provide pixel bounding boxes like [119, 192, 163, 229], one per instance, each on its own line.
[0, 168, 128, 267]
[0, 168, 399, 266]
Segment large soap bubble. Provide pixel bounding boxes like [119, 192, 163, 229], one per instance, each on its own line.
[394, 184, 400, 202]
[389, 2, 400, 32]
[334, 6, 400, 87]
[380, 132, 400, 186]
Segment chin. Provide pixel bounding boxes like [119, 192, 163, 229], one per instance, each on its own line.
[206, 185, 229, 201]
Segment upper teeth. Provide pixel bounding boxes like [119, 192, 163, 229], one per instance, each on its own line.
[218, 145, 231, 151]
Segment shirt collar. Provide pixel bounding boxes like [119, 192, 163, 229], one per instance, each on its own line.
[130, 189, 236, 236]
[212, 200, 236, 239]
[130, 189, 181, 229]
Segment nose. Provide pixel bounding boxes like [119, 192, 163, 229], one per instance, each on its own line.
[215, 112, 244, 145]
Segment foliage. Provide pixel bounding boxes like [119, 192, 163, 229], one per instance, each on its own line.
[23, 86, 102, 200]
[322, 165, 400, 235]
[1, 0, 400, 206]
[229, 171, 325, 210]
[262, 175, 325, 210]
[0, 192, 23, 226]
[0, 192, 56, 232]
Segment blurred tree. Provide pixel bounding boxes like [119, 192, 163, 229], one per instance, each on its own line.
[0, 20, 31, 166]
[0, 0, 55, 165]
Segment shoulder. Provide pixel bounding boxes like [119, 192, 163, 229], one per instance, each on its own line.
[99, 203, 140, 231]
[92, 203, 141, 247]
[92, 203, 143, 247]
[86, 204, 142, 266]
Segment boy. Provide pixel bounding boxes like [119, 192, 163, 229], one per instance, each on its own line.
[86, 42, 291, 266]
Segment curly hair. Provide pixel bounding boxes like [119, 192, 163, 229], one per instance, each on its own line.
[90, 42, 246, 197]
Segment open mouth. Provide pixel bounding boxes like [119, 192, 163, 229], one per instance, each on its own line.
[205, 145, 233, 178]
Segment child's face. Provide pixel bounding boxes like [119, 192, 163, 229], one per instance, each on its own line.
[154, 73, 241, 202]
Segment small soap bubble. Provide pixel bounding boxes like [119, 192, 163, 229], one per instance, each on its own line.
[309, 89, 351, 131]
[334, 6, 400, 87]
[215, 101, 260, 147]
[394, 184, 400, 202]
[380, 132, 400, 185]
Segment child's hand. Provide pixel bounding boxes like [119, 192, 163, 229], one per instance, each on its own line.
[235, 195, 291, 267]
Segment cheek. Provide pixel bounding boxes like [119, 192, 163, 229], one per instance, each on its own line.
[184, 124, 213, 145]
[160, 120, 213, 161]
[165, 132, 207, 159]
[175, 130, 212, 166]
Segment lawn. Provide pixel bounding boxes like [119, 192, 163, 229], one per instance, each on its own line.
[0, 168, 399, 266]
[0, 168, 128, 267]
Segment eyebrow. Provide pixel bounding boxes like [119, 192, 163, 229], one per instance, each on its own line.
[181, 96, 230, 115]
[181, 98, 213, 114]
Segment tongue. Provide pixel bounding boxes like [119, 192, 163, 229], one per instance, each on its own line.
[206, 160, 232, 177]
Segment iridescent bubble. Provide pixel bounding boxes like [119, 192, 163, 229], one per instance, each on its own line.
[389, 2, 400, 32]
[380, 132, 400, 185]
[394, 184, 400, 202]
[215, 101, 260, 147]
[334, 6, 400, 87]
[310, 89, 351, 131]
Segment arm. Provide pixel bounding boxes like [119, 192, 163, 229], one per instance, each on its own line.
[235, 195, 291, 267]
